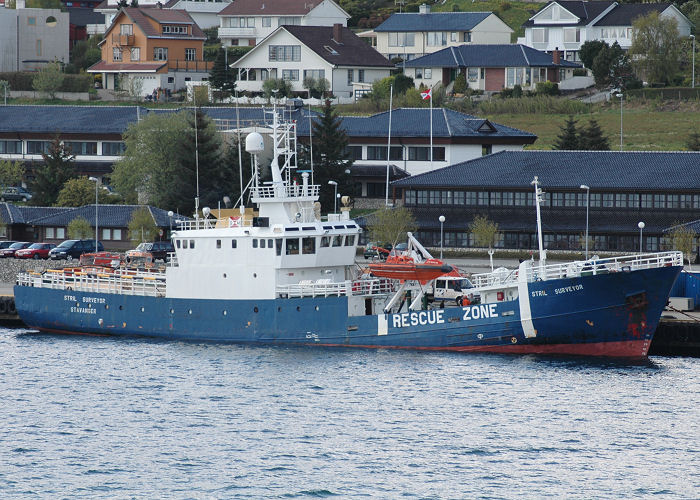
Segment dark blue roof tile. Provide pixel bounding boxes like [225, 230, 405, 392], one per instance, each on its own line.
[404, 44, 580, 69]
[375, 12, 496, 32]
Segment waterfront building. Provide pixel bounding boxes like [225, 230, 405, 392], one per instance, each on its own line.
[390, 150, 700, 254]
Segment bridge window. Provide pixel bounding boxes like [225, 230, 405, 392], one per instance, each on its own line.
[216, 239, 221, 249]
[321, 236, 330, 247]
[276, 238, 282, 256]
[232, 239, 237, 248]
[286, 238, 299, 255]
[345, 235, 355, 246]
[332, 235, 343, 247]
[253, 239, 258, 248]
[302, 237, 315, 254]
[190, 240, 195, 249]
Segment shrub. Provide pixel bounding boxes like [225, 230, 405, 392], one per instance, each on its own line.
[512, 84, 523, 98]
[536, 81, 560, 95]
[573, 68, 588, 76]
[477, 95, 588, 114]
[453, 73, 467, 94]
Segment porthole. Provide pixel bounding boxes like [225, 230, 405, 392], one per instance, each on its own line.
[277, 307, 281, 312]
[75, 302, 79, 307]
[119, 305, 123, 310]
[169, 308, 174, 314]
[105, 304, 109, 310]
[296, 306, 301, 312]
[253, 273, 257, 278]
[223, 310, 227, 316]
[254, 306, 259, 313]
[188, 309, 192, 315]
[315, 306, 319, 311]
[223, 273, 227, 278]
[140, 306, 145, 312]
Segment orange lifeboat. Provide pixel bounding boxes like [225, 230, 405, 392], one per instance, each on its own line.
[368, 254, 454, 284]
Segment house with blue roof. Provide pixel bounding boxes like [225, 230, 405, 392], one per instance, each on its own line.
[0, 202, 188, 249]
[519, 1, 693, 65]
[404, 44, 581, 92]
[389, 150, 700, 254]
[373, 4, 512, 62]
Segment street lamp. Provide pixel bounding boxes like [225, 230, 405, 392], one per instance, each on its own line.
[328, 180, 338, 213]
[580, 184, 590, 260]
[439, 215, 445, 259]
[615, 92, 624, 151]
[691, 34, 696, 89]
[638, 221, 645, 254]
[88, 176, 99, 252]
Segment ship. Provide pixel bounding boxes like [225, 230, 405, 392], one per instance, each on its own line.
[14, 109, 682, 358]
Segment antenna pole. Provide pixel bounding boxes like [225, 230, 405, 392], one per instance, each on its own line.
[309, 101, 314, 185]
[385, 83, 393, 207]
[532, 176, 546, 276]
[193, 87, 200, 220]
[236, 89, 244, 215]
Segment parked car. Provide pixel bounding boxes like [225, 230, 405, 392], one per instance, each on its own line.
[126, 241, 174, 262]
[0, 240, 17, 249]
[0, 186, 32, 202]
[0, 241, 31, 257]
[363, 242, 392, 260]
[48, 239, 104, 260]
[15, 242, 57, 259]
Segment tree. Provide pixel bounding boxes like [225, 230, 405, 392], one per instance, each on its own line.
[0, 159, 25, 189]
[111, 113, 190, 208]
[453, 73, 467, 94]
[0, 80, 9, 103]
[308, 100, 355, 213]
[367, 207, 417, 247]
[67, 36, 101, 73]
[67, 217, 94, 239]
[668, 222, 696, 268]
[686, 130, 700, 151]
[591, 42, 627, 87]
[31, 138, 76, 206]
[579, 118, 610, 151]
[302, 76, 329, 98]
[33, 62, 65, 99]
[628, 12, 681, 85]
[128, 206, 157, 245]
[209, 48, 236, 100]
[118, 74, 144, 99]
[579, 40, 607, 69]
[262, 78, 292, 99]
[469, 215, 499, 249]
[553, 116, 580, 150]
[56, 177, 112, 207]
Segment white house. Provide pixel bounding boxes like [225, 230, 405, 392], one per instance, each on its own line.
[94, 0, 232, 32]
[520, 1, 693, 64]
[217, 0, 349, 47]
[231, 24, 393, 98]
[373, 3, 512, 62]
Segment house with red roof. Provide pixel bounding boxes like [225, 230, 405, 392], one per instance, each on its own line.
[87, 6, 212, 95]
[217, 0, 349, 48]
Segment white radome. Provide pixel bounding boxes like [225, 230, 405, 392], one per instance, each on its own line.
[245, 132, 265, 154]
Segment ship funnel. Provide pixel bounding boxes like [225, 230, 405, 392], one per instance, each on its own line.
[245, 132, 264, 154]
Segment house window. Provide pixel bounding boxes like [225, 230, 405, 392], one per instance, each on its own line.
[278, 16, 301, 26]
[0, 140, 22, 154]
[303, 69, 325, 80]
[130, 47, 140, 61]
[563, 28, 580, 43]
[467, 68, 478, 82]
[344, 145, 362, 160]
[102, 142, 125, 156]
[347, 69, 353, 85]
[408, 146, 445, 161]
[46, 227, 65, 239]
[261, 69, 269, 80]
[120, 24, 133, 35]
[268, 45, 300, 62]
[185, 48, 196, 61]
[154, 47, 168, 60]
[532, 28, 548, 43]
[28, 17, 36, 25]
[262, 17, 271, 27]
[358, 69, 365, 83]
[482, 144, 492, 156]
[36, 39, 42, 56]
[113, 47, 122, 61]
[26, 141, 51, 154]
[426, 32, 447, 46]
[451, 32, 458, 42]
[162, 25, 188, 34]
[464, 32, 472, 42]
[64, 141, 97, 155]
[46, 227, 54, 238]
[282, 69, 299, 81]
[388, 32, 415, 47]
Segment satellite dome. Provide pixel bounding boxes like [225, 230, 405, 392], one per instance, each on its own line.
[245, 132, 265, 154]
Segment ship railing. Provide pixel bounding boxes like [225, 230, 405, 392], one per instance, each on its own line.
[17, 268, 167, 297]
[470, 251, 683, 287]
[252, 184, 320, 199]
[277, 277, 395, 298]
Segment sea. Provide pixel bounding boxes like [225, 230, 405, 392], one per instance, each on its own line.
[1, 327, 698, 499]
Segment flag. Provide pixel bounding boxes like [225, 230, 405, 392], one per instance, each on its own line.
[421, 88, 432, 100]
[228, 216, 241, 227]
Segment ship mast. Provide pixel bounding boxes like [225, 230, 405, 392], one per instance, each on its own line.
[531, 176, 546, 276]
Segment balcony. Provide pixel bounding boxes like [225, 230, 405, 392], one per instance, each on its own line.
[112, 33, 135, 46]
[166, 60, 214, 72]
[218, 27, 257, 40]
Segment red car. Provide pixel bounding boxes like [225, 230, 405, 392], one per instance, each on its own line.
[0, 241, 31, 258]
[15, 242, 56, 259]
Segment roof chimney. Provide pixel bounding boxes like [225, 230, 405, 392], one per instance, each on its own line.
[333, 23, 342, 43]
[419, 3, 430, 14]
[552, 47, 560, 64]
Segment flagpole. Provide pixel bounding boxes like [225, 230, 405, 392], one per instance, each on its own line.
[429, 88, 433, 170]
[385, 83, 393, 207]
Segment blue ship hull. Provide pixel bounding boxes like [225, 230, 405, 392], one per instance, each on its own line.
[14, 264, 681, 357]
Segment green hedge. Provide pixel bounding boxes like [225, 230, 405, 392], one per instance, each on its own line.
[626, 87, 700, 100]
[0, 71, 92, 92]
